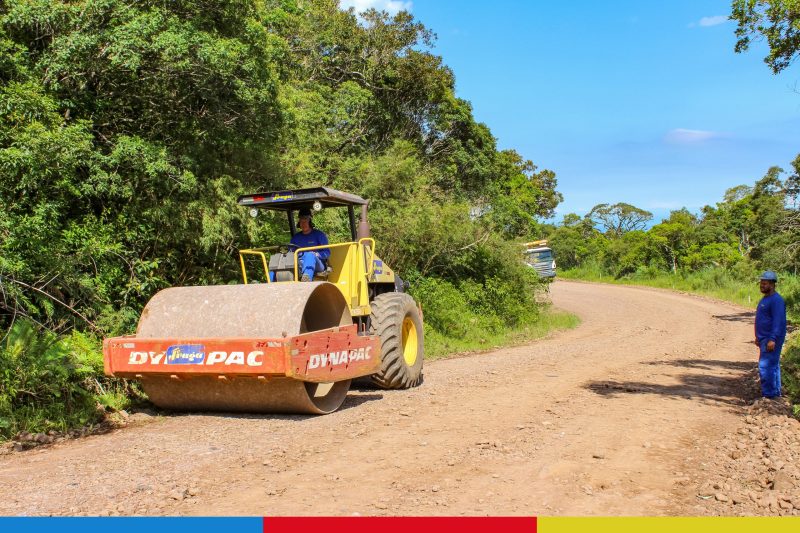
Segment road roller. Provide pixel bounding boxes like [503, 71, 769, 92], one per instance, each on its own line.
[102, 187, 424, 414]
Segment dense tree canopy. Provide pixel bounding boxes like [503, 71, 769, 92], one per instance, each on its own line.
[546, 158, 800, 279]
[0, 0, 561, 337]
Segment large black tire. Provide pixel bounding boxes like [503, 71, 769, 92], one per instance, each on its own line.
[369, 292, 424, 389]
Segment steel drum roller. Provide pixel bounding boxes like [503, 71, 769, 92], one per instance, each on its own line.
[135, 282, 352, 414]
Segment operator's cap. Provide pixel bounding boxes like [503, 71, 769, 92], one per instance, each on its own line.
[760, 270, 778, 282]
[298, 207, 312, 219]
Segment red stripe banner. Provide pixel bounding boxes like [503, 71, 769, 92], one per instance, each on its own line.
[263, 516, 537, 533]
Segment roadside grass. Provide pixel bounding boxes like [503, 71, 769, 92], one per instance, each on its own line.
[780, 336, 800, 418]
[423, 306, 580, 360]
[559, 265, 763, 310]
[409, 274, 580, 360]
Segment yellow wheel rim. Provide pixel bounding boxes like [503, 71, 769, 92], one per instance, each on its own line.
[402, 316, 418, 366]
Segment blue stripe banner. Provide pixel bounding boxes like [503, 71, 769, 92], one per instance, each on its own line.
[0, 517, 262, 533]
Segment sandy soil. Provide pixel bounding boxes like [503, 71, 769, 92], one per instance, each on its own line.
[0, 280, 797, 516]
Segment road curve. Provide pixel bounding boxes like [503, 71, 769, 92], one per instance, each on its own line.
[0, 280, 757, 516]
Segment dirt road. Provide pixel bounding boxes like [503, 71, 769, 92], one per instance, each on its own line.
[0, 281, 785, 516]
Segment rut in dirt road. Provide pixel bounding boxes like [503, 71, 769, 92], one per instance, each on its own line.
[0, 281, 761, 516]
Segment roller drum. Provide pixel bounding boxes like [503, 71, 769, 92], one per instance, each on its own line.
[139, 377, 351, 415]
[136, 282, 352, 414]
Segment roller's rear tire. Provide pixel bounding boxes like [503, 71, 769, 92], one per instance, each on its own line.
[369, 292, 424, 389]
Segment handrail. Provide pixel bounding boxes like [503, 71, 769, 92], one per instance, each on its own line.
[292, 241, 356, 280]
[240, 239, 378, 284]
[358, 237, 376, 277]
[239, 248, 275, 284]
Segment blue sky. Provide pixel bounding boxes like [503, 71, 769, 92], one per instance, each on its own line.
[340, 1, 800, 223]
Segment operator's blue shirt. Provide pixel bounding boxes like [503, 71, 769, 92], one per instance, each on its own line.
[290, 229, 330, 261]
[755, 292, 786, 342]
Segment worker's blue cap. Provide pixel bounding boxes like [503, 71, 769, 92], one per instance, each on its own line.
[760, 270, 778, 282]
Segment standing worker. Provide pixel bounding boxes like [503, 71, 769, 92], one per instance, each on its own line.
[754, 270, 787, 399]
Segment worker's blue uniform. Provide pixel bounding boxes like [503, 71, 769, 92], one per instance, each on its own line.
[290, 229, 330, 280]
[755, 292, 786, 398]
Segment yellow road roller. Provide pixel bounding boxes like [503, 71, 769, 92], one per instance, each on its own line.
[103, 187, 424, 414]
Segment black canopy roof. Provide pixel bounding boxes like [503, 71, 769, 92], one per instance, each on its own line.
[237, 187, 367, 211]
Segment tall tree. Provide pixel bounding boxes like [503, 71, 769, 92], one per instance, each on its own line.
[587, 203, 653, 237]
[781, 155, 800, 261]
[651, 209, 697, 273]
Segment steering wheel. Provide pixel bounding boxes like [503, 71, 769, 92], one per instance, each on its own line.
[278, 243, 297, 254]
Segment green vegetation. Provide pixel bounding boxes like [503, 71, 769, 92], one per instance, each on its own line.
[422, 307, 578, 360]
[547, 158, 800, 311]
[781, 336, 800, 416]
[409, 272, 578, 359]
[0, 1, 566, 439]
[0, 320, 138, 438]
[560, 263, 764, 310]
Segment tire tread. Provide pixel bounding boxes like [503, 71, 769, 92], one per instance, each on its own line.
[368, 292, 424, 389]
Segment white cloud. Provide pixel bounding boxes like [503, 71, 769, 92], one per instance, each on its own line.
[699, 15, 728, 26]
[688, 15, 728, 28]
[340, 0, 413, 15]
[664, 128, 721, 144]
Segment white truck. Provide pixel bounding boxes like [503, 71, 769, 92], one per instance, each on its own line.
[523, 240, 556, 279]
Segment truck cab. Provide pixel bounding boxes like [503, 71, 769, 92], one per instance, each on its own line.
[523, 240, 556, 279]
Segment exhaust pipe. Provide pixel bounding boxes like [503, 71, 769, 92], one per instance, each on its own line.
[358, 202, 371, 239]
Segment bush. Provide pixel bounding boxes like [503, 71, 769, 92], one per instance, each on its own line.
[408, 269, 544, 357]
[0, 319, 136, 439]
[409, 276, 487, 337]
[782, 337, 800, 416]
[777, 275, 800, 323]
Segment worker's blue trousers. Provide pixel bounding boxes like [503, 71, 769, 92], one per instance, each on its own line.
[298, 252, 325, 280]
[758, 338, 784, 398]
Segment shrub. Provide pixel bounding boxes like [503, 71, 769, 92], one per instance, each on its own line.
[777, 275, 800, 323]
[408, 269, 544, 357]
[782, 337, 800, 416]
[409, 276, 482, 338]
[0, 319, 136, 439]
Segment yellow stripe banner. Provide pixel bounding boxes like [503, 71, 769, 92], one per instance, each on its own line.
[539, 517, 800, 533]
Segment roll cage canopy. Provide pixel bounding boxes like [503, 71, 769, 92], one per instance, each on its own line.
[237, 187, 367, 210]
[237, 187, 369, 241]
